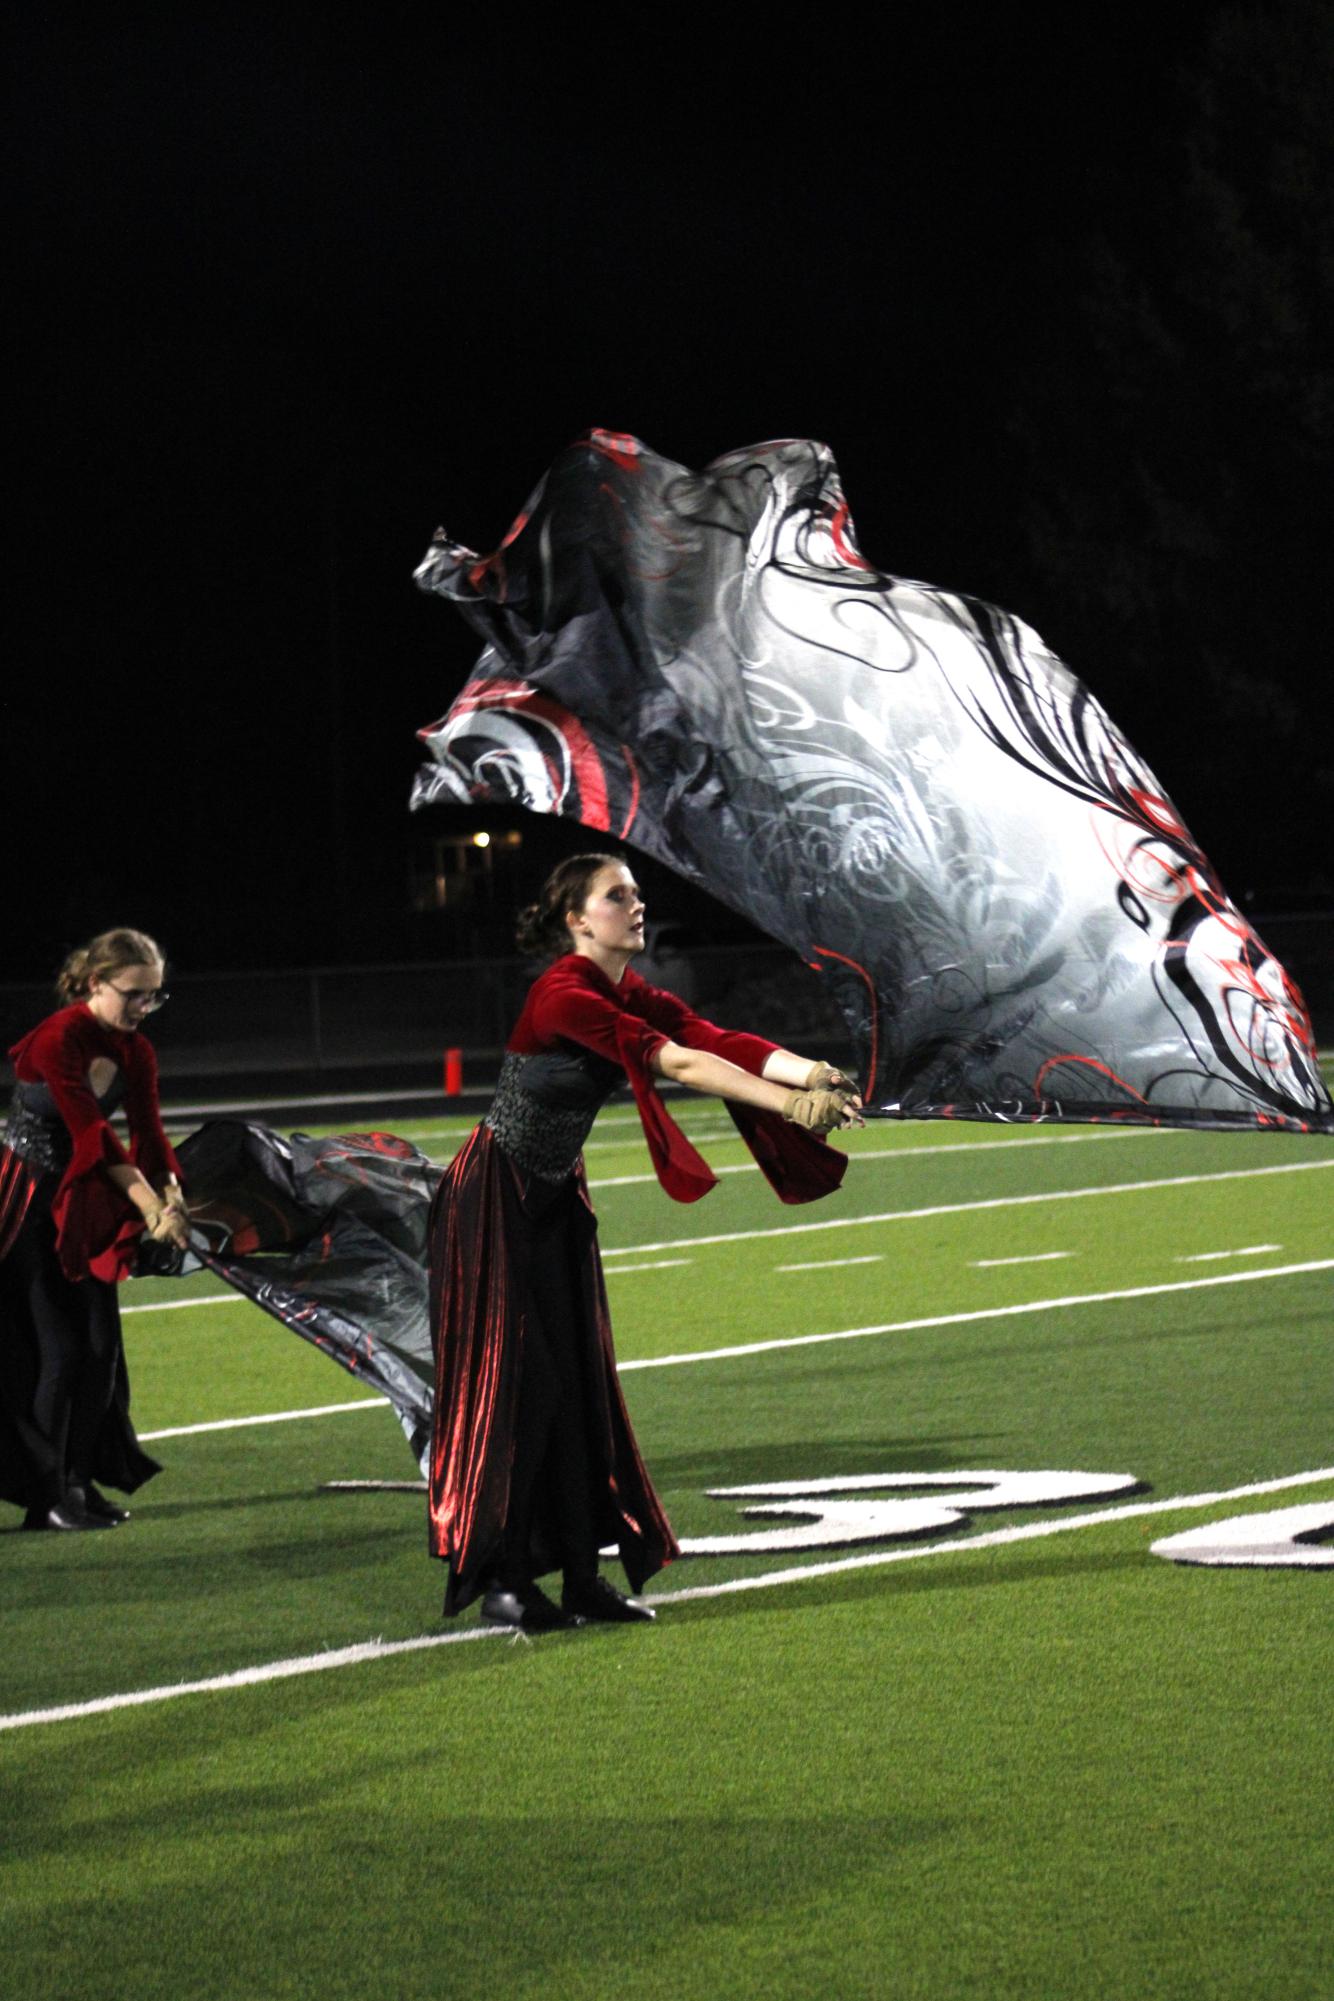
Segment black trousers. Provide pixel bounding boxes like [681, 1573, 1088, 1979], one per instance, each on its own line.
[0, 1171, 159, 1511]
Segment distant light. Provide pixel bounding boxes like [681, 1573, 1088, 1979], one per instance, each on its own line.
[472, 831, 492, 848]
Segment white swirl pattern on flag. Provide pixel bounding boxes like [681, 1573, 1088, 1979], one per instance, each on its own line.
[412, 433, 1332, 1134]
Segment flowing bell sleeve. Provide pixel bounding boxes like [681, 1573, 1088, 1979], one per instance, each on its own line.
[627, 973, 848, 1203]
[121, 1036, 181, 1189]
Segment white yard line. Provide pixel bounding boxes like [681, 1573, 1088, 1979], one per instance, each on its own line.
[598, 1156, 1334, 1257]
[618, 1258, 1334, 1371]
[141, 1400, 382, 1441]
[133, 1255, 1334, 1438]
[125, 1156, 1321, 1314]
[605, 1258, 694, 1276]
[123, 1293, 238, 1315]
[973, 1251, 1073, 1268]
[122, 1259, 692, 1324]
[778, 1255, 884, 1273]
[585, 1122, 1170, 1173]
[120, 1150, 1330, 1320]
[0, 1628, 503, 1732]
[5, 1463, 1332, 1734]
[1176, 1245, 1281, 1264]
[587, 1123, 1170, 1188]
[583, 1128, 729, 1154]
[175, 1112, 1164, 1154]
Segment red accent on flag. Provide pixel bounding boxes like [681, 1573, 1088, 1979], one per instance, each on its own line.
[451, 682, 612, 830]
[808, 946, 878, 1100]
[829, 502, 871, 571]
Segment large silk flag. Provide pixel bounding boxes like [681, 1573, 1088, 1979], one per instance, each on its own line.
[412, 431, 1332, 1134]
[166, 1122, 439, 1469]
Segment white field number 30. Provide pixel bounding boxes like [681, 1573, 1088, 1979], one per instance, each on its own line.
[679, 1470, 1138, 1554]
[674, 1471, 1334, 1568]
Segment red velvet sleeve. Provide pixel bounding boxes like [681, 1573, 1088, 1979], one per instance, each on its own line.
[9, 1009, 177, 1281]
[512, 958, 845, 1207]
[121, 1036, 181, 1189]
[526, 966, 670, 1075]
[518, 960, 714, 1201]
[12, 1010, 134, 1171]
[625, 972, 846, 1205]
[623, 972, 779, 1077]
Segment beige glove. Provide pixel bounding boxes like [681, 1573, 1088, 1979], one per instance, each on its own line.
[805, 1061, 859, 1097]
[147, 1179, 191, 1250]
[782, 1088, 849, 1135]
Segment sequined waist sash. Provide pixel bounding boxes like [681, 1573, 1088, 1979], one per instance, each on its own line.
[484, 1051, 615, 1182]
[2, 1087, 70, 1174]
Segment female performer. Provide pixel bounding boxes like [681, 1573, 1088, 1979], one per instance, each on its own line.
[0, 929, 190, 1530]
[428, 854, 861, 1631]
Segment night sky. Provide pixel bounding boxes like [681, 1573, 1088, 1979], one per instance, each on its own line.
[9, 9, 1329, 981]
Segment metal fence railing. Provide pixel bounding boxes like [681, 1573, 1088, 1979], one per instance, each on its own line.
[0, 943, 851, 1085]
[2, 915, 1329, 1090]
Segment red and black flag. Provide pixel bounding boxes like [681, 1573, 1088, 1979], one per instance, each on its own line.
[413, 432, 1332, 1135]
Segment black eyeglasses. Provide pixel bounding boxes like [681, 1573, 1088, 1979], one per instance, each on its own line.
[107, 984, 170, 1012]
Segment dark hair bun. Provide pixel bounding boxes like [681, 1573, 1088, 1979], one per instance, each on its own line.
[514, 901, 547, 957]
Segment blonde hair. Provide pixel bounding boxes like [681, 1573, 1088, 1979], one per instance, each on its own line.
[56, 928, 166, 1002]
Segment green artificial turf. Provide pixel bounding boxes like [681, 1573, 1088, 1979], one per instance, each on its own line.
[3, 1106, 1332, 1999]
[5, 1503, 1332, 2001]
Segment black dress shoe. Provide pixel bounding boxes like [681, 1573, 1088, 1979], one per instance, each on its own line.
[22, 1499, 114, 1532]
[562, 1574, 656, 1623]
[480, 1582, 584, 1632]
[72, 1483, 130, 1524]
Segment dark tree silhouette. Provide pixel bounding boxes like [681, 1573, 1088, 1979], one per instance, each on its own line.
[1010, 2, 1334, 901]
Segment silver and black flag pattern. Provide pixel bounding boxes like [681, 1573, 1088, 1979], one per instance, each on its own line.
[413, 432, 1331, 1134]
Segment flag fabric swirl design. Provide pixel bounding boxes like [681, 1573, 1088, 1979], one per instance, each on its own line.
[413, 432, 1332, 1135]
